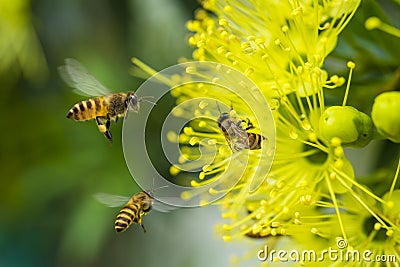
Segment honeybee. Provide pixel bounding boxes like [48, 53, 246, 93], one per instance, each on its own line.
[60, 58, 139, 143]
[217, 104, 266, 152]
[94, 187, 171, 233]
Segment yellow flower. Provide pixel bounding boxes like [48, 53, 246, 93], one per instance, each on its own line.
[251, 159, 400, 265]
[337, 164, 400, 265]
[168, 0, 365, 243]
[132, 0, 400, 265]
[186, 0, 359, 98]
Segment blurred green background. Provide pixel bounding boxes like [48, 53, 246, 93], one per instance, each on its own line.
[0, 1, 248, 266]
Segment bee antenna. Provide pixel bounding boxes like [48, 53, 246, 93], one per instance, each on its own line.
[150, 177, 168, 193]
[216, 101, 222, 114]
[139, 96, 157, 106]
[142, 99, 157, 106]
[140, 95, 154, 100]
[154, 185, 169, 192]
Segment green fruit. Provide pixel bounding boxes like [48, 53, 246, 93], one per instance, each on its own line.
[371, 91, 400, 143]
[319, 106, 373, 147]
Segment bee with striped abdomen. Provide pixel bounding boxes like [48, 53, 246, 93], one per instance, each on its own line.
[94, 186, 171, 233]
[217, 104, 266, 152]
[94, 191, 154, 232]
[60, 58, 139, 143]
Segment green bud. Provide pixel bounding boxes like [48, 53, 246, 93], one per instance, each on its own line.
[351, 111, 374, 147]
[319, 106, 373, 147]
[371, 91, 400, 143]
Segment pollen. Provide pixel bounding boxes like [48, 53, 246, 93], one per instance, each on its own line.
[222, 235, 232, 242]
[207, 139, 216, 145]
[169, 166, 181, 176]
[334, 146, 344, 157]
[180, 191, 191, 200]
[221, 212, 231, 219]
[189, 137, 199, 146]
[386, 229, 393, 237]
[300, 195, 314, 206]
[198, 121, 207, 128]
[198, 100, 208, 109]
[347, 61, 356, 69]
[178, 155, 187, 164]
[330, 137, 342, 146]
[334, 159, 344, 169]
[218, 19, 228, 26]
[289, 128, 299, 139]
[208, 187, 219, 195]
[183, 127, 194, 135]
[271, 221, 280, 228]
[223, 5, 232, 12]
[167, 131, 178, 143]
[365, 17, 381, 30]
[223, 224, 232, 231]
[185, 66, 196, 74]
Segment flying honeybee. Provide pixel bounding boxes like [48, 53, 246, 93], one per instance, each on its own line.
[94, 187, 171, 233]
[217, 104, 266, 152]
[59, 58, 140, 143]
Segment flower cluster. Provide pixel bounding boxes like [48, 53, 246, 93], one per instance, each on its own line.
[138, 0, 400, 265]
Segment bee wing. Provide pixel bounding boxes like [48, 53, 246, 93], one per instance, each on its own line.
[59, 58, 112, 97]
[227, 123, 250, 151]
[93, 192, 130, 208]
[152, 200, 177, 213]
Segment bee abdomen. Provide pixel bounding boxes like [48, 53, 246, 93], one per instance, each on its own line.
[114, 206, 139, 232]
[66, 98, 105, 121]
[247, 133, 265, 150]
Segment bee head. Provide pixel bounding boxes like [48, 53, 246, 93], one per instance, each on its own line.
[144, 190, 154, 198]
[142, 191, 154, 212]
[216, 101, 232, 127]
[126, 92, 139, 113]
[217, 112, 230, 127]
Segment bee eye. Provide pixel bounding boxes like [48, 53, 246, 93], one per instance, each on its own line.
[129, 95, 138, 106]
[142, 203, 151, 212]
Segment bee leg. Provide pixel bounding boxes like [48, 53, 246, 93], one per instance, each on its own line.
[104, 119, 112, 143]
[243, 119, 254, 130]
[140, 223, 147, 233]
[96, 116, 113, 143]
[104, 130, 112, 144]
